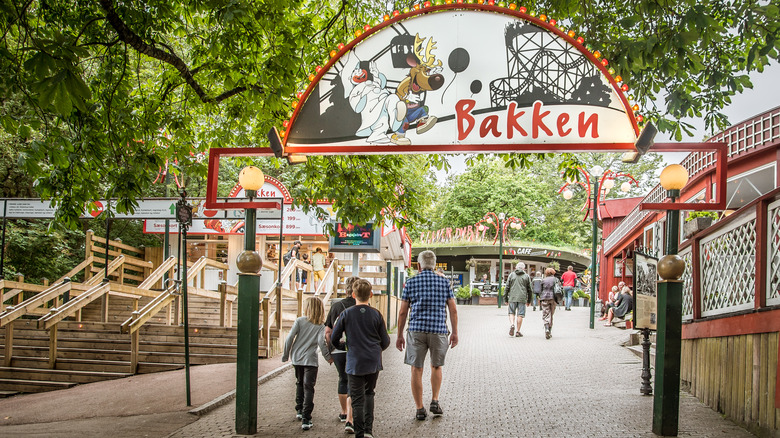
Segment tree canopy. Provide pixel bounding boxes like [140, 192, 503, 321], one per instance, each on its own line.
[425, 153, 664, 249]
[0, 0, 777, 228]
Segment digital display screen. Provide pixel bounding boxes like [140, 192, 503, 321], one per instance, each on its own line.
[329, 223, 381, 253]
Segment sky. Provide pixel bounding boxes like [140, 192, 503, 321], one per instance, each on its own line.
[434, 62, 780, 183]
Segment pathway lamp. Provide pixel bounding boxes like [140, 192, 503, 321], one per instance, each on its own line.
[558, 166, 637, 329]
[653, 163, 689, 437]
[235, 165, 265, 435]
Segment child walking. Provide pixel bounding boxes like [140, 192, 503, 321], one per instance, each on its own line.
[331, 279, 391, 438]
[282, 296, 332, 431]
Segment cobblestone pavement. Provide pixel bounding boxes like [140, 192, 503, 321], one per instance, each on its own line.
[168, 305, 755, 438]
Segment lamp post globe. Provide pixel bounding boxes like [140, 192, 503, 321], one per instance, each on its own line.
[603, 178, 615, 190]
[590, 165, 604, 177]
[563, 189, 573, 200]
[239, 166, 265, 193]
[621, 181, 632, 193]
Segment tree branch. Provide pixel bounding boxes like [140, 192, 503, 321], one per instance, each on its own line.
[98, 0, 261, 104]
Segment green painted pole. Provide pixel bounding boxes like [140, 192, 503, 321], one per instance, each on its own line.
[653, 207, 682, 436]
[235, 204, 259, 435]
[181, 222, 191, 406]
[590, 179, 599, 329]
[497, 217, 504, 309]
[386, 261, 392, 331]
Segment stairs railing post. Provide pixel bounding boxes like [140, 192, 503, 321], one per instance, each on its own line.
[48, 324, 58, 369]
[4, 321, 13, 367]
[297, 290, 303, 317]
[275, 284, 282, 329]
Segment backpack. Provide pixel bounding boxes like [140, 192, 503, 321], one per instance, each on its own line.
[283, 249, 293, 264]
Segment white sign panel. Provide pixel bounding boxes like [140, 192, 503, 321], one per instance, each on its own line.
[287, 7, 639, 152]
[144, 203, 332, 236]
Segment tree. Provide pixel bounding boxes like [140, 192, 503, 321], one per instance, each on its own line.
[427, 153, 663, 248]
[0, 1, 775, 228]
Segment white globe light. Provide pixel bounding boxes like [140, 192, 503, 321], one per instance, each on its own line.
[478, 224, 485, 231]
[603, 179, 615, 190]
[486, 217, 493, 223]
[621, 182, 632, 192]
[563, 189, 573, 200]
[590, 165, 604, 177]
[238, 166, 265, 191]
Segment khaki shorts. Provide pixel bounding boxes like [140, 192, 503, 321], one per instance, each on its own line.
[404, 331, 449, 368]
[313, 270, 326, 281]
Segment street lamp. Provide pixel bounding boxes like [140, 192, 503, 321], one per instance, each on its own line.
[476, 212, 525, 308]
[587, 165, 603, 330]
[653, 163, 689, 437]
[235, 165, 265, 435]
[497, 213, 506, 308]
[559, 166, 637, 329]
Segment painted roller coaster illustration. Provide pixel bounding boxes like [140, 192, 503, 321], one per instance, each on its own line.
[490, 22, 612, 108]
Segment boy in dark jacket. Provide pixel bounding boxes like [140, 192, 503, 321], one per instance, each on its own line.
[331, 279, 391, 438]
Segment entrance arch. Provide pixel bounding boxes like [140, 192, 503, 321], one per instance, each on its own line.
[282, 3, 642, 155]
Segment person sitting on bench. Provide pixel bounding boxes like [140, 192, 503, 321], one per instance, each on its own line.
[603, 286, 633, 327]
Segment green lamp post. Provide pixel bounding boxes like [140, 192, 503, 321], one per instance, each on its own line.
[652, 163, 689, 437]
[234, 165, 265, 435]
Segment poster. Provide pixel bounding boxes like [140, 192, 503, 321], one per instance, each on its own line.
[633, 251, 658, 330]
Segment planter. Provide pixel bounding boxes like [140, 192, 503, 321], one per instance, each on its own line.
[684, 216, 713, 238]
[577, 297, 585, 307]
[471, 295, 480, 305]
[456, 298, 471, 305]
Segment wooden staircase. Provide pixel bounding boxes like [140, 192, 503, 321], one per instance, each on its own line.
[0, 319, 245, 397]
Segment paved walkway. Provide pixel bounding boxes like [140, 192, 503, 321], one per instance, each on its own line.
[168, 305, 754, 437]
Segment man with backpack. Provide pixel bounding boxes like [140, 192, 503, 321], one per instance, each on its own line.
[504, 262, 532, 337]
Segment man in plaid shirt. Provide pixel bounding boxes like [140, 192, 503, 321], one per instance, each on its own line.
[396, 250, 458, 421]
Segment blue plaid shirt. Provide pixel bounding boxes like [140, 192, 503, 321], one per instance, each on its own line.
[401, 269, 454, 334]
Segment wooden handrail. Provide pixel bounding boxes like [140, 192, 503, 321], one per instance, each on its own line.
[0, 281, 73, 327]
[120, 282, 179, 334]
[88, 234, 145, 255]
[84, 255, 126, 286]
[37, 282, 111, 330]
[55, 256, 94, 283]
[137, 256, 177, 289]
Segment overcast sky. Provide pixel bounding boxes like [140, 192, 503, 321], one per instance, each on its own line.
[434, 62, 780, 182]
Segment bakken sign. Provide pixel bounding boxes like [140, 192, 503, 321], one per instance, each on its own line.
[284, 4, 640, 154]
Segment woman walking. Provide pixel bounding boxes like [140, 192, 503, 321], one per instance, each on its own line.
[282, 297, 332, 430]
[539, 267, 561, 339]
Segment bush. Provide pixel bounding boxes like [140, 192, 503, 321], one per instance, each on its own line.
[686, 211, 718, 222]
[471, 287, 481, 297]
[456, 287, 471, 299]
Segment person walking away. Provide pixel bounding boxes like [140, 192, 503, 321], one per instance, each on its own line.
[283, 240, 302, 289]
[331, 279, 391, 438]
[396, 250, 458, 420]
[312, 247, 327, 290]
[561, 265, 577, 311]
[324, 276, 359, 433]
[531, 271, 543, 311]
[281, 297, 332, 430]
[540, 267, 560, 339]
[300, 253, 311, 290]
[504, 262, 532, 337]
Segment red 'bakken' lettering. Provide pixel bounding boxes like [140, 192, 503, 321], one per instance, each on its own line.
[507, 102, 527, 138]
[557, 113, 571, 136]
[480, 115, 501, 138]
[455, 99, 599, 141]
[578, 112, 599, 138]
[532, 101, 552, 138]
[456, 99, 476, 140]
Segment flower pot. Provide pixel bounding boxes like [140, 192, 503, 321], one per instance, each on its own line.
[577, 297, 585, 307]
[684, 216, 713, 238]
[471, 295, 480, 305]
